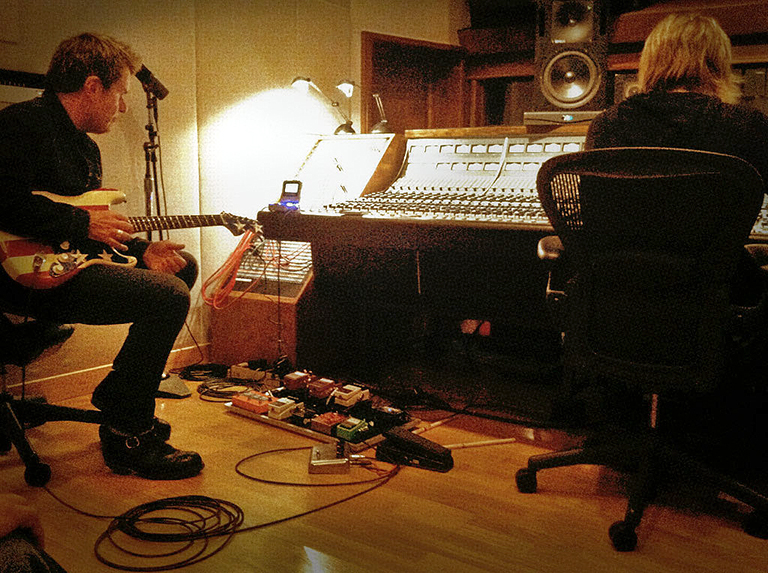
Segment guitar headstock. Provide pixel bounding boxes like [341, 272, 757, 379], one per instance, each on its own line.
[220, 213, 260, 236]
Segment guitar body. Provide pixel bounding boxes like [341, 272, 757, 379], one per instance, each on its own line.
[0, 190, 138, 289]
[0, 190, 256, 290]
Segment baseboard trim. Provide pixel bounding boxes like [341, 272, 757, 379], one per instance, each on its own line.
[5, 343, 210, 403]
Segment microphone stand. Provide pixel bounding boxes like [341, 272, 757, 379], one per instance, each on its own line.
[143, 90, 163, 240]
[141, 87, 189, 398]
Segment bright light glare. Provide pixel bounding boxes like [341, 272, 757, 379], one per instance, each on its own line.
[302, 546, 335, 573]
[565, 83, 585, 99]
[336, 80, 355, 98]
[291, 77, 311, 93]
[199, 87, 340, 216]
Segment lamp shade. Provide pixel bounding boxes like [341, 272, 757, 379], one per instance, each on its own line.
[290, 75, 355, 135]
[336, 80, 355, 98]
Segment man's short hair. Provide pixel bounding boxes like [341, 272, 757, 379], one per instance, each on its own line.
[46, 33, 141, 93]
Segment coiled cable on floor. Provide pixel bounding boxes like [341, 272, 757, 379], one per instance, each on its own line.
[93, 495, 244, 571]
[82, 448, 399, 571]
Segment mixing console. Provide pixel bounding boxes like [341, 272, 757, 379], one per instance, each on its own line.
[751, 196, 768, 241]
[257, 134, 587, 248]
[295, 135, 584, 230]
[258, 132, 768, 244]
[249, 128, 768, 377]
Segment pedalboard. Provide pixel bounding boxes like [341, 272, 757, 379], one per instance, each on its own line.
[227, 370, 412, 450]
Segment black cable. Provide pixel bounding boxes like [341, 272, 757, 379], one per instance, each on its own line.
[43, 485, 117, 520]
[170, 320, 207, 370]
[42, 446, 400, 571]
[235, 445, 400, 486]
[195, 379, 249, 402]
[93, 495, 242, 571]
[176, 363, 227, 382]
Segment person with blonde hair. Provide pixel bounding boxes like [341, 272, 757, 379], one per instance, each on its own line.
[584, 13, 768, 469]
[637, 11, 741, 104]
[586, 12, 768, 304]
[588, 12, 767, 157]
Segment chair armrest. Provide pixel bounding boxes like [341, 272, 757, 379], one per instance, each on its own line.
[730, 292, 768, 338]
[537, 235, 565, 264]
[538, 236, 568, 328]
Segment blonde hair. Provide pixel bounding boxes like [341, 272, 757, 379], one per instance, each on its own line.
[638, 13, 740, 104]
[46, 33, 140, 93]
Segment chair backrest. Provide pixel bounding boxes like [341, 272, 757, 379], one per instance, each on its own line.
[537, 147, 765, 393]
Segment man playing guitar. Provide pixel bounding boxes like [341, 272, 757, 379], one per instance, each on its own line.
[0, 33, 203, 480]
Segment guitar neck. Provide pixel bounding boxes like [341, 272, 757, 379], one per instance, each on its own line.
[129, 214, 224, 233]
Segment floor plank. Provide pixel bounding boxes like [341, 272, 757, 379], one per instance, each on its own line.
[2, 383, 767, 572]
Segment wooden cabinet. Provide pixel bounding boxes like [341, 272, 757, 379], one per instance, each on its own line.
[361, 32, 469, 133]
[365, 1, 768, 130]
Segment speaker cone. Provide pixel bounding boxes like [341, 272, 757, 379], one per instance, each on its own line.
[540, 50, 600, 108]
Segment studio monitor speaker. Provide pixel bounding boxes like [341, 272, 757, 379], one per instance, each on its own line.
[526, 0, 608, 124]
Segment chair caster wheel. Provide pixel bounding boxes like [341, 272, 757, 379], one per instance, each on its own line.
[609, 520, 638, 552]
[24, 462, 51, 487]
[744, 511, 768, 539]
[516, 468, 537, 493]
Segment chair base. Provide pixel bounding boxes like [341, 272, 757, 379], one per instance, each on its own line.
[516, 432, 768, 551]
[0, 392, 103, 486]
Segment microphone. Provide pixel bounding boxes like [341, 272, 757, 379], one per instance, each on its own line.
[136, 65, 169, 100]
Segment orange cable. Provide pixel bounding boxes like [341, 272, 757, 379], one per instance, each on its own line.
[201, 229, 259, 309]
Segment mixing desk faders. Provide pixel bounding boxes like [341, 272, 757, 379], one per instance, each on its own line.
[309, 135, 585, 230]
[257, 133, 768, 245]
[257, 135, 587, 245]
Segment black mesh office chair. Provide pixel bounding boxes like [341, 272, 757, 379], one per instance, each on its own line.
[515, 147, 768, 551]
[1, 314, 102, 486]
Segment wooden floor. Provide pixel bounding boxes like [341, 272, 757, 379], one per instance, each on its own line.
[2, 383, 768, 573]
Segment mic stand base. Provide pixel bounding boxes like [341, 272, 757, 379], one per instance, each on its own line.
[156, 373, 191, 399]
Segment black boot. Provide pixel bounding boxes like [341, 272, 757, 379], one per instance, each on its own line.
[152, 417, 171, 441]
[91, 391, 169, 440]
[99, 425, 203, 480]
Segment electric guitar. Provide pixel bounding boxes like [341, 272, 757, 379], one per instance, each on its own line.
[0, 189, 259, 289]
